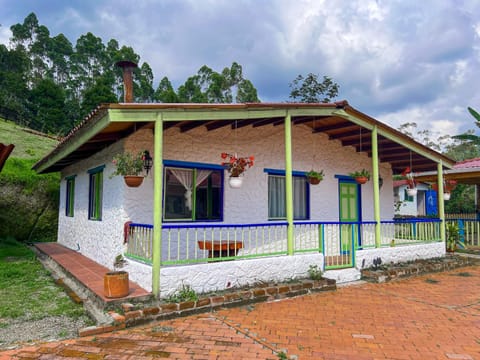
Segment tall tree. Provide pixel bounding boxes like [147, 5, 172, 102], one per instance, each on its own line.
[28, 78, 66, 134]
[154, 77, 178, 103]
[289, 73, 339, 103]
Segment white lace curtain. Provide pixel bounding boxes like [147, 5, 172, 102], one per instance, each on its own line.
[169, 169, 212, 210]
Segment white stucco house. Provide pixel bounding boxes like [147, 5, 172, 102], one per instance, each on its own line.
[33, 98, 455, 298]
[393, 180, 437, 217]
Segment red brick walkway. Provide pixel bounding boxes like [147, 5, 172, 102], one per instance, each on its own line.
[2, 265, 479, 359]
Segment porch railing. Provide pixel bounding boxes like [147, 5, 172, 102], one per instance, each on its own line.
[125, 219, 445, 267]
[126, 222, 289, 265]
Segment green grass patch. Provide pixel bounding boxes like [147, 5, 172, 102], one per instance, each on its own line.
[425, 278, 440, 284]
[0, 119, 58, 160]
[0, 239, 87, 321]
[455, 272, 473, 277]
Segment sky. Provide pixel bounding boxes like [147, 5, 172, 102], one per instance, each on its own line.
[1, 0, 480, 138]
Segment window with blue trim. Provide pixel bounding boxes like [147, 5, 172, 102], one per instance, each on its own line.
[267, 171, 309, 220]
[65, 175, 76, 217]
[88, 166, 104, 220]
[164, 163, 223, 221]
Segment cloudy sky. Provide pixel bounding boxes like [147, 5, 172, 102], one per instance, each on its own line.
[1, 0, 480, 137]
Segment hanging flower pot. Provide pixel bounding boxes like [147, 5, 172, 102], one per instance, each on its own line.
[406, 188, 417, 196]
[229, 176, 243, 188]
[123, 175, 144, 187]
[444, 192, 451, 201]
[306, 169, 324, 185]
[221, 153, 254, 189]
[349, 169, 370, 184]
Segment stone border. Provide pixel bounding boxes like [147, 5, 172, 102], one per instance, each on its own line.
[79, 278, 336, 337]
[361, 255, 480, 283]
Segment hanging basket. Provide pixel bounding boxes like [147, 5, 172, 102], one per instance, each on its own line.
[308, 177, 322, 185]
[124, 175, 144, 187]
[104, 271, 129, 298]
[444, 192, 451, 201]
[355, 176, 369, 184]
[406, 188, 417, 196]
[229, 176, 243, 188]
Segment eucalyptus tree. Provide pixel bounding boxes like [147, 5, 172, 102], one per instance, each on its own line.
[289, 73, 339, 103]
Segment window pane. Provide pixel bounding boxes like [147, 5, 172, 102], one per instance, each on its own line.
[88, 171, 103, 220]
[268, 174, 308, 220]
[164, 168, 193, 220]
[66, 178, 75, 217]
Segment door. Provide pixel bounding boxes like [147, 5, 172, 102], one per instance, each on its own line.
[339, 181, 359, 252]
[323, 180, 358, 269]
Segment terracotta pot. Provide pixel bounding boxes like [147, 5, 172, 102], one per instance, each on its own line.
[355, 176, 368, 184]
[229, 177, 243, 188]
[104, 271, 129, 298]
[124, 175, 144, 187]
[308, 177, 321, 185]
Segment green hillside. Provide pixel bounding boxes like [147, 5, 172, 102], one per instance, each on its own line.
[0, 120, 58, 159]
[0, 119, 60, 242]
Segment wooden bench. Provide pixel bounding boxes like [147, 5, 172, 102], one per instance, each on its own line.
[197, 241, 243, 258]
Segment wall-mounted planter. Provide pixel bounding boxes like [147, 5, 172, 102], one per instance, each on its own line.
[123, 176, 144, 187]
[104, 271, 129, 298]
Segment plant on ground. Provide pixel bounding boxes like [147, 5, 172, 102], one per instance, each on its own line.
[277, 352, 288, 360]
[307, 264, 323, 280]
[455, 272, 472, 277]
[166, 283, 199, 303]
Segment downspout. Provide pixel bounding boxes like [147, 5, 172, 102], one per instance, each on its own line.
[152, 113, 163, 298]
[437, 162, 446, 242]
[285, 111, 294, 255]
[371, 126, 381, 247]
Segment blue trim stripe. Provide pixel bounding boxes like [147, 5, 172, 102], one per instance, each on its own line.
[164, 159, 224, 170]
[264, 168, 306, 177]
[87, 164, 105, 174]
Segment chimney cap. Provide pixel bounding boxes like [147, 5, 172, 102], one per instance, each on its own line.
[115, 60, 138, 69]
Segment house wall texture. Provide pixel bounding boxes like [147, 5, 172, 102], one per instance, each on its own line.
[58, 121, 396, 290]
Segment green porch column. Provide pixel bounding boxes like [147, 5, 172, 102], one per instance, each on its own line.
[371, 126, 381, 247]
[437, 162, 446, 242]
[152, 114, 163, 298]
[284, 111, 294, 255]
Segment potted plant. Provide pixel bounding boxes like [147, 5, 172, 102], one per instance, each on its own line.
[306, 169, 324, 185]
[220, 152, 254, 188]
[349, 169, 370, 184]
[445, 223, 460, 253]
[111, 151, 146, 187]
[104, 254, 129, 298]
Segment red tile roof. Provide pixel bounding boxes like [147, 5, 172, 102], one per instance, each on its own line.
[453, 157, 480, 169]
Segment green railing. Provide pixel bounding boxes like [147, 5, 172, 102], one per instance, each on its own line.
[125, 219, 445, 267]
[126, 222, 289, 265]
[447, 219, 480, 248]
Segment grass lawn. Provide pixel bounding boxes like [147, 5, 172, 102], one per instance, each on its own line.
[0, 237, 88, 322]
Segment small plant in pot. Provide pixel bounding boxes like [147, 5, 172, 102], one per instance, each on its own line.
[104, 254, 129, 298]
[446, 223, 460, 253]
[111, 151, 146, 187]
[306, 169, 324, 185]
[349, 169, 370, 184]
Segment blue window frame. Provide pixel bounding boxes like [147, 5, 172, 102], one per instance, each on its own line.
[264, 168, 309, 220]
[163, 160, 224, 222]
[65, 175, 76, 217]
[88, 165, 104, 221]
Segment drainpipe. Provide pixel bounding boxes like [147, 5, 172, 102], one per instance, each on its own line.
[437, 162, 446, 242]
[115, 60, 137, 103]
[284, 111, 294, 255]
[151, 113, 163, 298]
[371, 126, 381, 248]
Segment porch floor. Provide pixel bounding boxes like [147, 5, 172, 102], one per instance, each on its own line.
[34, 242, 150, 304]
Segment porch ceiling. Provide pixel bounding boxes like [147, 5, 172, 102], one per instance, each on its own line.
[33, 102, 455, 174]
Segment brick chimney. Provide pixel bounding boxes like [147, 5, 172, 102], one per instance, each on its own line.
[115, 60, 138, 103]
